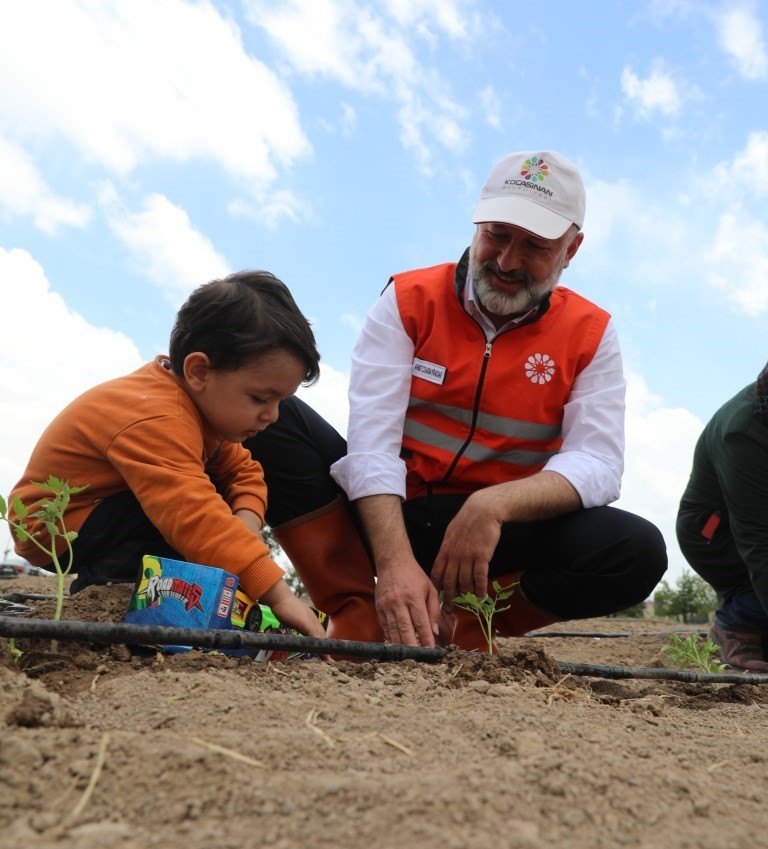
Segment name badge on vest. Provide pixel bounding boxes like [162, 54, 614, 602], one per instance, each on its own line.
[412, 358, 447, 385]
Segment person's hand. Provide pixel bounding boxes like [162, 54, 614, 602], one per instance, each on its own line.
[374, 556, 441, 648]
[260, 579, 328, 642]
[431, 490, 505, 603]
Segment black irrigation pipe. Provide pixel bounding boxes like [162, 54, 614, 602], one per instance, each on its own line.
[0, 593, 58, 603]
[0, 616, 447, 663]
[531, 629, 707, 639]
[4, 615, 768, 684]
[557, 661, 768, 685]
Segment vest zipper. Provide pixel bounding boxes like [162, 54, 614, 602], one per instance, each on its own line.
[440, 341, 492, 483]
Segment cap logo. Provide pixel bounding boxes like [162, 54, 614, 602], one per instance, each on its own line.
[520, 156, 549, 183]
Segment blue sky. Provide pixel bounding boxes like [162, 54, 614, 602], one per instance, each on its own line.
[1, 0, 767, 589]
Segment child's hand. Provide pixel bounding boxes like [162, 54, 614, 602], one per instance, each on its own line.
[260, 579, 327, 642]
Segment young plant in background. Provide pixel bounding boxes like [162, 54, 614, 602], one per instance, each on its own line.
[450, 580, 519, 654]
[662, 632, 730, 674]
[0, 476, 87, 623]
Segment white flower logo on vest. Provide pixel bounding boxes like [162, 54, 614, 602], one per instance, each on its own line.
[525, 353, 555, 384]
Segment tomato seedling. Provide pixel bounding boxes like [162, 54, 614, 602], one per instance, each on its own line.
[450, 579, 519, 654]
[662, 632, 730, 674]
[1, 477, 88, 642]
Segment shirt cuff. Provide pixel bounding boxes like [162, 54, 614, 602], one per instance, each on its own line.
[330, 452, 407, 500]
[543, 452, 621, 509]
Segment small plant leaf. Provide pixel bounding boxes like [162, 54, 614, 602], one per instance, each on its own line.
[11, 494, 28, 520]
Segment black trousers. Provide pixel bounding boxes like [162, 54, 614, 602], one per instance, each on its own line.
[62, 491, 182, 594]
[246, 397, 668, 619]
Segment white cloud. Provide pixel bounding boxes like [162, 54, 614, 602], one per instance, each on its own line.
[340, 103, 358, 136]
[718, 4, 768, 80]
[712, 130, 768, 195]
[296, 363, 350, 437]
[580, 133, 768, 317]
[0, 136, 90, 234]
[691, 132, 768, 315]
[381, 0, 472, 40]
[0, 0, 310, 190]
[340, 313, 365, 335]
[0, 247, 142, 508]
[245, 0, 469, 170]
[577, 176, 691, 279]
[228, 190, 310, 230]
[620, 63, 682, 117]
[704, 211, 768, 315]
[616, 372, 704, 586]
[478, 86, 502, 129]
[102, 189, 231, 303]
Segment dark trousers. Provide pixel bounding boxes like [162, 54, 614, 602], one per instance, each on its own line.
[62, 491, 182, 594]
[677, 508, 768, 629]
[246, 397, 668, 618]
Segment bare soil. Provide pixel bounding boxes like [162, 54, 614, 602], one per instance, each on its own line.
[1, 574, 767, 849]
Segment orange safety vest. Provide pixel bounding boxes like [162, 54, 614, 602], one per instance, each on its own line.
[394, 257, 610, 501]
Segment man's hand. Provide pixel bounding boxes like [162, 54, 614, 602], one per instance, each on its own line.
[431, 490, 504, 602]
[374, 556, 441, 648]
[431, 474, 583, 602]
[355, 493, 441, 648]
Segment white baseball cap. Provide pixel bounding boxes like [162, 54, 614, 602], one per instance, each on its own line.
[472, 150, 585, 239]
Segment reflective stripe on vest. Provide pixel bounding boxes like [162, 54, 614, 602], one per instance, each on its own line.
[403, 414, 560, 466]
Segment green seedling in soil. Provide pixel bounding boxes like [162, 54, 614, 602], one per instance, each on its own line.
[6, 639, 22, 663]
[662, 632, 730, 674]
[1, 477, 87, 648]
[450, 579, 520, 654]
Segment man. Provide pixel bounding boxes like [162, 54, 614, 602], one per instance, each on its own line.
[676, 361, 768, 671]
[247, 150, 667, 650]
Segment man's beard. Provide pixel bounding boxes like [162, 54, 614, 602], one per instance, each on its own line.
[470, 246, 567, 318]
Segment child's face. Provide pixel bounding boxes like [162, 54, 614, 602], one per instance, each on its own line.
[186, 349, 307, 443]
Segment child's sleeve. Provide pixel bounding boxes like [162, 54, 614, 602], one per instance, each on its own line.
[106, 417, 284, 600]
[208, 441, 268, 522]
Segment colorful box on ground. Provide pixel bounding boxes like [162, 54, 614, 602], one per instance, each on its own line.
[124, 554, 305, 661]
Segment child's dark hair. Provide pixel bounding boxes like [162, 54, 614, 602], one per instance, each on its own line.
[169, 270, 320, 385]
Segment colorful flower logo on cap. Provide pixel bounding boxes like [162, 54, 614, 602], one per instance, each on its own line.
[520, 156, 549, 183]
[525, 353, 555, 384]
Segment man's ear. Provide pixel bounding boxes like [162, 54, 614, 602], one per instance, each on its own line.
[562, 230, 584, 269]
[183, 352, 212, 391]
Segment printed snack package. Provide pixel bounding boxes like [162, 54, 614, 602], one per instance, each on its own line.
[125, 554, 322, 660]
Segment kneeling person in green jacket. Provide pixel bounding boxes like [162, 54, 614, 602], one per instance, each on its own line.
[677, 360, 768, 671]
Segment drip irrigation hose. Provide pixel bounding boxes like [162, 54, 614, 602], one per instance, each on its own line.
[557, 661, 768, 685]
[3, 615, 768, 683]
[0, 592, 57, 604]
[530, 629, 707, 639]
[0, 600, 33, 617]
[0, 615, 447, 662]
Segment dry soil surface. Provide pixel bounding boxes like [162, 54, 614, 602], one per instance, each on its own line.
[1, 574, 767, 849]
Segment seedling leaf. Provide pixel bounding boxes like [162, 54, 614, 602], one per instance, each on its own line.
[451, 580, 520, 654]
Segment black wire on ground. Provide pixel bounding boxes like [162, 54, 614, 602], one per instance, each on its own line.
[557, 661, 768, 685]
[2, 615, 768, 683]
[529, 630, 707, 639]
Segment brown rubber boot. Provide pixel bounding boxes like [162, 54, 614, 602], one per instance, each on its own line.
[271, 496, 384, 645]
[493, 582, 564, 637]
